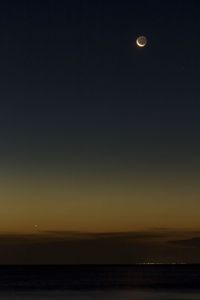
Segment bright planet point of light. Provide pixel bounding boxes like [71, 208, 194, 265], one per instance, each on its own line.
[136, 36, 147, 47]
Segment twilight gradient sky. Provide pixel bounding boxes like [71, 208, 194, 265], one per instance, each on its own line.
[0, 0, 200, 263]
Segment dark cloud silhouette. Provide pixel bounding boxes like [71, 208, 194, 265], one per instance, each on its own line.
[169, 238, 200, 248]
[0, 229, 200, 264]
[42, 230, 165, 241]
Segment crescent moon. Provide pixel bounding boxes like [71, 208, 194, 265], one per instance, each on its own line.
[136, 40, 145, 47]
[136, 36, 147, 47]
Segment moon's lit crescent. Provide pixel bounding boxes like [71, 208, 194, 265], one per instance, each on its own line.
[136, 36, 147, 47]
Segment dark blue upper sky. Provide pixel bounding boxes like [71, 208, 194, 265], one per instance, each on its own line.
[0, 0, 200, 170]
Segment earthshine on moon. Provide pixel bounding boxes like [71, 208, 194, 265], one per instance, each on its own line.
[136, 36, 147, 47]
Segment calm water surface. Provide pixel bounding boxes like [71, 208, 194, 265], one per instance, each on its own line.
[1, 290, 200, 300]
[0, 265, 200, 299]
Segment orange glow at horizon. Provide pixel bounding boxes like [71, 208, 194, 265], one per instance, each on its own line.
[0, 165, 200, 234]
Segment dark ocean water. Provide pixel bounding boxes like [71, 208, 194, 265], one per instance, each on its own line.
[0, 265, 200, 299]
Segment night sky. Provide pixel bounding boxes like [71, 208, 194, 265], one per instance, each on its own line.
[1, 0, 200, 263]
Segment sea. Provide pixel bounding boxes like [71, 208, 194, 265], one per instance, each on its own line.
[0, 265, 200, 299]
